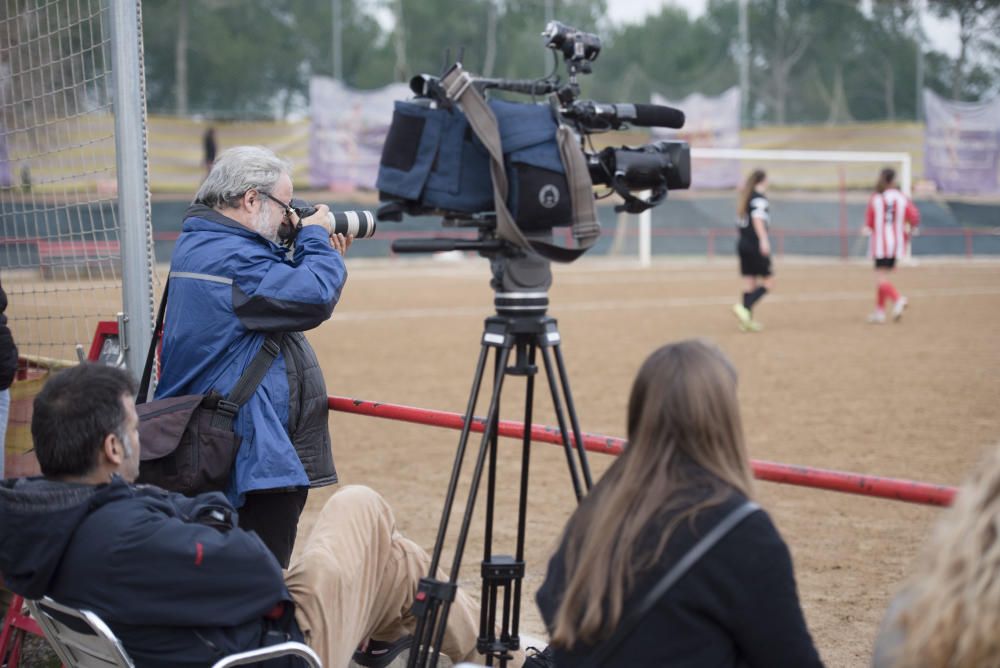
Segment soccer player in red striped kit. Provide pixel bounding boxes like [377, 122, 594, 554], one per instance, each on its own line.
[864, 167, 920, 324]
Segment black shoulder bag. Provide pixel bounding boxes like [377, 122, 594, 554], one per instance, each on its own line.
[579, 501, 761, 668]
[135, 279, 283, 496]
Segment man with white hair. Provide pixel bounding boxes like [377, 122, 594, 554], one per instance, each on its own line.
[155, 146, 350, 567]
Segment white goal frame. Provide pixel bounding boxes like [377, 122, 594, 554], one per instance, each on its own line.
[631, 148, 913, 267]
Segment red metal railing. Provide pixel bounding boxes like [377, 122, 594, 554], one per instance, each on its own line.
[328, 396, 957, 507]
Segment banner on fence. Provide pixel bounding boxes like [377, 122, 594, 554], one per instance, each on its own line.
[923, 89, 1000, 194]
[309, 78, 411, 192]
[652, 86, 741, 189]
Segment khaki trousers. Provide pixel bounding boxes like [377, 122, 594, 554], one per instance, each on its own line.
[284, 485, 481, 667]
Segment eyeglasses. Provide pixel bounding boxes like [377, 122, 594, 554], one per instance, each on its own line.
[258, 191, 293, 218]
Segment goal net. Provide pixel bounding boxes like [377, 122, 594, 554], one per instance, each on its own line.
[1, 0, 154, 365]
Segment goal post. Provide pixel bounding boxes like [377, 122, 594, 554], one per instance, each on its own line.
[629, 148, 913, 267]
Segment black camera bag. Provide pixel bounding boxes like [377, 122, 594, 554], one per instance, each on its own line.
[135, 280, 282, 496]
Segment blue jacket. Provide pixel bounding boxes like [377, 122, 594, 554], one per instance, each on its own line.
[0, 476, 303, 667]
[155, 205, 347, 506]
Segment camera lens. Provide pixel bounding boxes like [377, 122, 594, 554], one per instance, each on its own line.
[328, 210, 377, 239]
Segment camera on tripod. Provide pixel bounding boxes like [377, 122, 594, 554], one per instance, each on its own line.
[385, 22, 693, 668]
[375, 20, 691, 262]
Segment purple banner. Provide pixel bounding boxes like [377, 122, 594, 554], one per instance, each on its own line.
[309, 78, 411, 191]
[924, 90, 1000, 194]
[652, 87, 741, 189]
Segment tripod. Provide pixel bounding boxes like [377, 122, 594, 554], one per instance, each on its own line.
[405, 268, 593, 668]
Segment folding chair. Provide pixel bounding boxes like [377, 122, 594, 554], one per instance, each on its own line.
[25, 597, 322, 668]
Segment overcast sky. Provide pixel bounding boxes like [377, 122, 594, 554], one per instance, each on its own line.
[604, 0, 961, 57]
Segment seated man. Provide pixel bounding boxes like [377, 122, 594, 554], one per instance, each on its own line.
[0, 363, 485, 667]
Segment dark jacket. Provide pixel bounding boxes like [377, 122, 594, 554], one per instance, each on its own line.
[0, 280, 17, 391]
[155, 204, 346, 506]
[536, 479, 824, 668]
[0, 476, 303, 667]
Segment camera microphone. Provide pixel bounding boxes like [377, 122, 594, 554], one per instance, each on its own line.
[629, 103, 686, 129]
[567, 101, 685, 130]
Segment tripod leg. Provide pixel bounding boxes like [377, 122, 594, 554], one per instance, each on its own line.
[481, 349, 503, 662]
[427, 343, 515, 667]
[510, 341, 536, 643]
[409, 341, 494, 668]
[552, 343, 593, 490]
[539, 343, 586, 502]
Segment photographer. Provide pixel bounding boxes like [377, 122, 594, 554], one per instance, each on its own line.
[155, 145, 351, 567]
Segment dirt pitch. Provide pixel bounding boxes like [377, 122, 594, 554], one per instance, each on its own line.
[297, 256, 1000, 668]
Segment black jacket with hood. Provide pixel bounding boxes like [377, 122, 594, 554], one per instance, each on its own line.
[0, 476, 304, 667]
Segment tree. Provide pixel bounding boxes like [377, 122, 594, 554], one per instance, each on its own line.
[749, 0, 815, 124]
[928, 0, 1000, 100]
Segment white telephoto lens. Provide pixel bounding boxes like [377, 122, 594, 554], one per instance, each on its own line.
[328, 210, 376, 238]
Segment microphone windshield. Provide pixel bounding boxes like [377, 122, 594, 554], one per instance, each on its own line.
[631, 104, 686, 129]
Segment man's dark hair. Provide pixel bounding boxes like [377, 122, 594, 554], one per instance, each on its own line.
[32, 363, 137, 478]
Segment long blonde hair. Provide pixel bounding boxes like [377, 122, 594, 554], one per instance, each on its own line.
[890, 445, 1000, 667]
[549, 339, 755, 649]
[737, 169, 767, 217]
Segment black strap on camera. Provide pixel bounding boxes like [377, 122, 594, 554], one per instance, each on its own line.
[137, 279, 283, 430]
[439, 63, 600, 263]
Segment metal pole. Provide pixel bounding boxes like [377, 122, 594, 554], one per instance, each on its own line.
[738, 0, 750, 126]
[544, 0, 554, 71]
[327, 396, 959, 507]
[638, 193, 652, 268]
[332, 0, 343, 80]
[915, 0, 925, 122]
[108, 0, 154, 377]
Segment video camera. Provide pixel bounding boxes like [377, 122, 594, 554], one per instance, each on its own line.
[375, 20, 691, 259]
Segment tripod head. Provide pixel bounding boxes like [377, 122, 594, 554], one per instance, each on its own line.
[391, 218, 554, 317]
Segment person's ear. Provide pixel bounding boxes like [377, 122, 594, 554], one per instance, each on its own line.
[103, 432, 124, 466]
[242, 189, 258, 212]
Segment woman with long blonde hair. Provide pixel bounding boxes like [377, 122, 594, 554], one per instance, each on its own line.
[534, 340, 823, 667]
[873, 445, 1000, 667]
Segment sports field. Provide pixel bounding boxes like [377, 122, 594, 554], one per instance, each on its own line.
[296, 255, 1000, 668]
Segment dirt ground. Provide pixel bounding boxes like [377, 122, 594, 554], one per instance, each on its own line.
[293, 255, 1000, 668]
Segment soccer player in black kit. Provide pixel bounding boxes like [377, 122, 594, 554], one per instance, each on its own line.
[732, 169, 772, 332]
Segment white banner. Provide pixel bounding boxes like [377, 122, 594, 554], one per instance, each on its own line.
[923, 89, 1000, 194]
[309, 77, 412, 191]
[653, 87, 741, 189]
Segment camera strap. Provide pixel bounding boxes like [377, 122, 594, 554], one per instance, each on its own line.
[137, 279, 283, 426]
[440, 64, 599, 263]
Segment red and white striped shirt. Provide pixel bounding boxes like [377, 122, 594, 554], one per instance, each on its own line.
[865, 188, 920, 259]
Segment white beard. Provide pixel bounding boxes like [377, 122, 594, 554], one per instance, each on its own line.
[252, 201, 280, 242]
